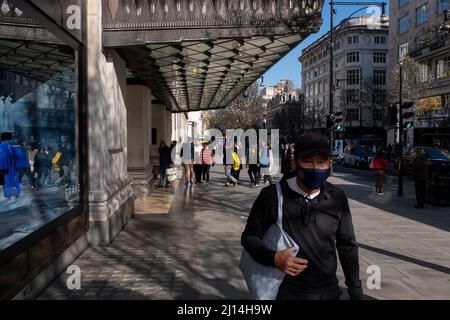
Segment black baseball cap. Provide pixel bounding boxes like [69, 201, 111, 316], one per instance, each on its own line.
[294, 133, 331, 158]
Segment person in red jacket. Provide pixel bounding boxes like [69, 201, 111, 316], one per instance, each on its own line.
[372, 150, 388, 195]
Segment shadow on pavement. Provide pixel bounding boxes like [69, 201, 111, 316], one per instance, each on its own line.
[358, 243, 450, 276]
[332, 179, 450, 233]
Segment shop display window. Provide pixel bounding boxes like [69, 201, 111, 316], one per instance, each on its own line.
[0, 5, 80, 251]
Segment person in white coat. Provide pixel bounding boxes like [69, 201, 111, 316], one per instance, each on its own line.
[258, 143, 274, 185]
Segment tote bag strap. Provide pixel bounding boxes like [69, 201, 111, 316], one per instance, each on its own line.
[275, 182, 297, 248]
[275, 182, 284, 230]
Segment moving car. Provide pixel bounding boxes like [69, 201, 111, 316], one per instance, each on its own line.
[343, 145, 374, 169]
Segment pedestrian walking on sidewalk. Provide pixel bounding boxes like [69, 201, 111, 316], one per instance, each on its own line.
[371, 150, 388, 195]
[193, 140, 203, 184]
[158, 140, 171, 188]
[181, 141, 194, 186]
[241, 133, 363, 300]
[231, 147, 241, 184]
[280, 152, 297, 183]
[410, 150, 427, 209]
[201, 141, 214, 185]
[247, 145, 260, 187]
[258, 143, 273, 185]
[223, 144, 238, 187]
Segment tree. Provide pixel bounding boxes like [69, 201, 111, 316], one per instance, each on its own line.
[360, 77, 387, 131]
[204, 82, 264, 131]
[390, 55, 433, 116]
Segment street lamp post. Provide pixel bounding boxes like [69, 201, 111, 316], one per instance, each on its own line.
[328, 1, 388, 154]
[397, 62, 404, 196]
[359, 67, 363, 142]
[329, 1, 335, 155]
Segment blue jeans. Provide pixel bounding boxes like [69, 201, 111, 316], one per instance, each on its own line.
[159, 167, 167, 187]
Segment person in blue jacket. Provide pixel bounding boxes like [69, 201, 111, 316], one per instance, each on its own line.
[0, 141, 28, 198]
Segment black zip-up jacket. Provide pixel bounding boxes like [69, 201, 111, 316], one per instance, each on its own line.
[241, 179, 363, 299]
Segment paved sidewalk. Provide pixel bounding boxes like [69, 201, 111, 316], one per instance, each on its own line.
[39, 166, 450, 300]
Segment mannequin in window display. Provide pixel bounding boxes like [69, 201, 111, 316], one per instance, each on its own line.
[0, 96, 5, 132]
[0, 132, 29, 200]
[2, 94, 14, 133]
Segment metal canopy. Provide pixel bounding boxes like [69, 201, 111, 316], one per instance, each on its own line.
[0, 38, 75, 91]
[117, 33, 310, 112]
[106, 0, 324, 112]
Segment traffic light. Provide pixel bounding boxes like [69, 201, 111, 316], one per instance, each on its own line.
[388, 103, 398, 126]
[334, 111, 345, 131]
[402, 101, 414, 130]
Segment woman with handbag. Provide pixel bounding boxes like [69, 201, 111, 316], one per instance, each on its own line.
[371, 150, 388, 196]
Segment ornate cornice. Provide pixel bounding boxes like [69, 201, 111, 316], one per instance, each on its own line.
[102, 0, 323, 32]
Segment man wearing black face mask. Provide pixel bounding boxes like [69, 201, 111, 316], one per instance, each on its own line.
[241, 133, 362, 300]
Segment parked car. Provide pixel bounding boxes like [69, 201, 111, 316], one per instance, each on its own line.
[402, 147, 450, 177]
[343, 145, 374, 169]
[332, 149, 344, 164]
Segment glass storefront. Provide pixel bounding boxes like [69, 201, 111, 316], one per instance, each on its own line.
[0, 4, 81, 251]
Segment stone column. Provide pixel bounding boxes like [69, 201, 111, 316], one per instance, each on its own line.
[126, 85, 153, 197]
[86, 0, 134, 245]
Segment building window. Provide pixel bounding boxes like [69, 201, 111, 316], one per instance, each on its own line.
[399, 15, 409, 34]
[0, 10, 81, 251]
[418, 64, 429, 82]
[373, 51, 387, 63]
[416, 4, 428, 25]
[347, 108, 359, 121]
[373, 69, 387, 85]
[438, 0, 450, 13]
[347, 51, 360, 63]
[347, 69, 360, 85]
[346, 89, 360, 104]
[399, 0, 409, 8]
[373, 108, 383, 121]
[399, 42, 409, 61]
[436, 56, 450, 78]
[375, 36, 386, 44]
[347, 36, 359, 45]
[373, 89, 386, 104]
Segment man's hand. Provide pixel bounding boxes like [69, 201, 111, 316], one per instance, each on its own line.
[274, 248, 308, 277]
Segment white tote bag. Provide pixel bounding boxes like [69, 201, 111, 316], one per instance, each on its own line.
[239, 182, 299, 300]
[165, 167, 177, 182]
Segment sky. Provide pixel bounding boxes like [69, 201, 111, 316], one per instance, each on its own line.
[262, 1, 390, 89]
